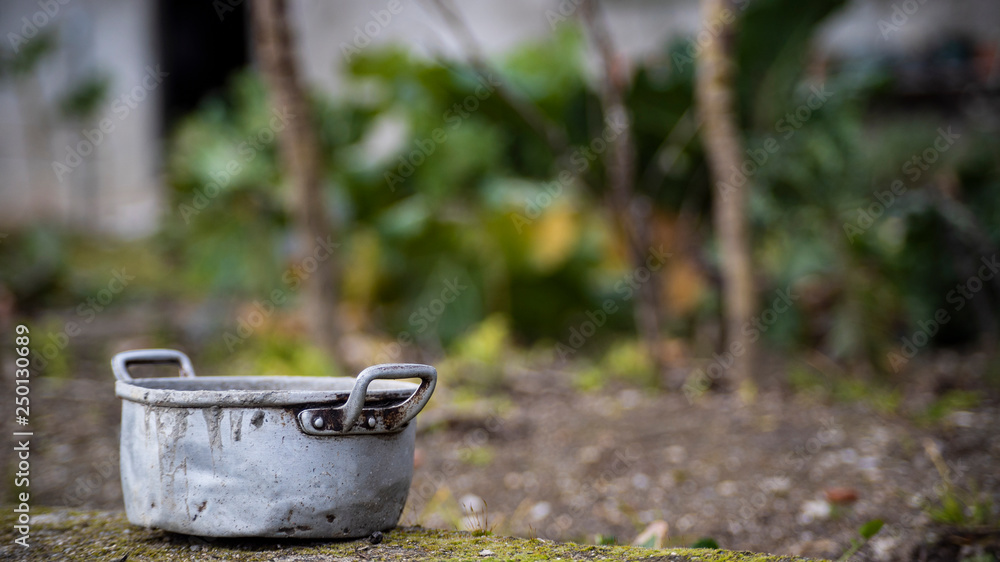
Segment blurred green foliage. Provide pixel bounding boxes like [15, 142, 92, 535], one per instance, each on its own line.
[159, 5, 999, 376]
[0, 30, 56, 78]
[113, 2, 999, 373]
[5, 0, 999, 388]
[0, 227, 70, 307]
[575, 340, 657, 391]
[58, 74, 111, 121]
[223, 324, 337, 378]
[162, 27, 629, 349]
[691, 537, 721, 549]
[788, 363, 902, 415]
[919, 389, 982, 425]
[925, 483, 996, 528]
[440, 314, 511, 391]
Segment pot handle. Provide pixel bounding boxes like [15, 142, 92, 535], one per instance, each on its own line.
[111, 349, 198, 383]
[297, 363, 437, 435]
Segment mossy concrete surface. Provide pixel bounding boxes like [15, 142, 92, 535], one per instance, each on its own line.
[1, 508, 822, 562]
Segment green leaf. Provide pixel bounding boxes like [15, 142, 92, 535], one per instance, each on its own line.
[59, 75, 111, 120]
[3, 31, 56, 77]
[692, 537, 720, 549]
[859, 519, 884, 539]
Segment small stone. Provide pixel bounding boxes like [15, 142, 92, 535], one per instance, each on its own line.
[761, 476, 792, 494]
[665, 445, 686, 464]
[619, 389, 641, 409]
[529, 501, 551, 522]
[824, 486, 859, 504]
[949, 411, 975, 427]
[368, 531, 383, 545]
[716, 480, 738, 497]
[479, 549, 494, 556]
[870, 536, 899, 561]
[858, 456, 879, 470]
[460, 494, 486, 514]
[839, 448, 858, 464]
[503, 472, 522, 490]
[576, 445, 602, 464]
[798, 499, 832, 524]
[632, 473, 650, 490]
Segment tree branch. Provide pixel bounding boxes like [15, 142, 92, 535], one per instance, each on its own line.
[424, 0, 569, 155]
[252, 0, 341, 362]
[580, 0, 666, 382]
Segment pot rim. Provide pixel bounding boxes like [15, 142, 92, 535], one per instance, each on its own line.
[115, 376, 418, 409]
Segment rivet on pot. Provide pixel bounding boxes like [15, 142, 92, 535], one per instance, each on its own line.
[367, 417, 376, 428]
[312, 416, 325, 429]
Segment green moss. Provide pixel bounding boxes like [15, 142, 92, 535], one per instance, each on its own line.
[0, 508, 824, 561]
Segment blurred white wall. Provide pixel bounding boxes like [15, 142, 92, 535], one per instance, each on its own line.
[0, 0, 161, 238]
[0, 0, 996, 237]
[294, 0, 703, 94]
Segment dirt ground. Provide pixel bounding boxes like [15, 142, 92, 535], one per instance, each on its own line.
[3, 307, 999, 562]
[408, 368, 999, 561]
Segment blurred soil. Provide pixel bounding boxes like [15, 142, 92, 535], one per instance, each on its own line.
[2, 306, 998, 562]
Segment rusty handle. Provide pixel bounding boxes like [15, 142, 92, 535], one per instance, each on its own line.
[297, 363, 437, 435]
[111, 349, 197, 383]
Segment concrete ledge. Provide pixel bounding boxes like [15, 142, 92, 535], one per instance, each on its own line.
[1, 508, 822, 561]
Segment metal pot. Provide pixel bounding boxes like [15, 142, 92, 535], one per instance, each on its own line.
[111, 349, 436, 538]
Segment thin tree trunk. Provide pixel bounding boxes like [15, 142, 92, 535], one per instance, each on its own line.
[580, 0, 666, 382]
[425, 0, 569, 154]
[252, 0, 340, 361]
[696, 0, 756, 391]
